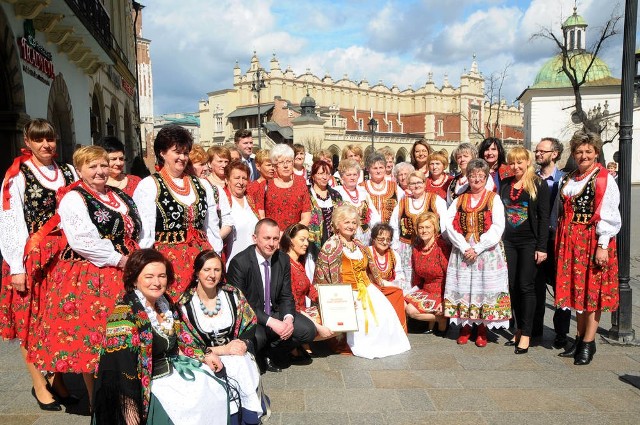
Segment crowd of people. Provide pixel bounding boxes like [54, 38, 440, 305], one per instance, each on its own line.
[0, 118, 621, 423]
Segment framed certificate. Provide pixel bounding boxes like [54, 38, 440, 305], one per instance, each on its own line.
[317, 284, 358, 332]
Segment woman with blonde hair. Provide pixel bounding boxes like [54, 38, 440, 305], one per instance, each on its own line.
[499, 147, 550, 354]
[188, 144, 211, 178]
[206, 145, 231, 189]
[313, 205, 410, 358]
[339, 144, 365, 183]
[425, 150, 453, 199]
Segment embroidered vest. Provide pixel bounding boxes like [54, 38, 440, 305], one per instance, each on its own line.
[559, 168, 601, 225]
[364, 180, 399, 224]
[61, 186, 141, 261]
[153, 173, 207, 244]
[398, 193, 439, 243]
[452, 191, 495, 242]
[372, 250, 396, 281]
[21, 162, 74, 235]
[448, 174, 464, 201]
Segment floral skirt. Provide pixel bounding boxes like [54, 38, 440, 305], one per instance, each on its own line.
[443, 242, 511, 329]
[28, 259, 123, 373]
[555, 221, 619, 312]
[0, 234, 62, 344]
[156, 240, 212, 301]
[404, 290, 442, 315]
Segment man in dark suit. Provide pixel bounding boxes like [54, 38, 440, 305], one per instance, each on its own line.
[227, 218, 316, 372]
[234, 129, 259, 181]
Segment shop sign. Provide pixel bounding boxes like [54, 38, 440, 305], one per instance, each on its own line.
[19, 20, 55, 85]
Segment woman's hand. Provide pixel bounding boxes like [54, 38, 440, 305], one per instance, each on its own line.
[316, 324, 334, 339]
[463, 248, 478, 263]
[595, 246, 609, 267]
[10, 273, 27, 292]
[534, 251, 547, 265]
[204, 350, 223, 372]
[225, 339, 247, 356]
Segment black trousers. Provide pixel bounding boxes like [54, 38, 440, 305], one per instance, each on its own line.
[254, 311, 316, 358]
[504, 238, 538, 337]
[533, 235, 571, 336]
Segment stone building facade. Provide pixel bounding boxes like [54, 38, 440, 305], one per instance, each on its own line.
[198, 52, 524, 162]
[0, 0, 140, 177]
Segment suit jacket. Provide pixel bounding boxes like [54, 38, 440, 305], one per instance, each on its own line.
[227, 245, 295, 326]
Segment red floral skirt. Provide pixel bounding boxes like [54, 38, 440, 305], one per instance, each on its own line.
[27, 258, 123, 373]
[555, 221, 619, 312]
[0, 234, 63, 344]
[156, 239, 212, 301]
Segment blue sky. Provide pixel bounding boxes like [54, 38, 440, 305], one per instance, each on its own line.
[143, 0, 624, 115]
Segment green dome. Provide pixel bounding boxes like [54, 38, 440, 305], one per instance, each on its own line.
[563, 13, 587, 28]
[532, 53, 612, 88]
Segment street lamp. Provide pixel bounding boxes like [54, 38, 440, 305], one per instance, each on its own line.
[251, 67, 267, 148]
[368, 117, 378, 151]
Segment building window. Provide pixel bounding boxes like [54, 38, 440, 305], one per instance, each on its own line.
[215, 114, 223, 132]
[471, 109, 480, 130]
[388, 121, 393, 133]
[331, 115, 338, 127]
[437, 119, 444, 136]
[358, 118, 363, 131]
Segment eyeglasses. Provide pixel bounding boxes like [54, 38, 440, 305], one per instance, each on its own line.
[408, 181, 424, 187]
[375, 237, 391, 244]
[277, 160, 293, 166]
[468, 174, 487, 181]
[534, 150, 553, 155]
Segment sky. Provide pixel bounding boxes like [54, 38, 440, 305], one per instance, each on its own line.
[142, 0, 625, 116]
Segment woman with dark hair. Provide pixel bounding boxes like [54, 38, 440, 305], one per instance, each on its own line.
[29, 146, 141, 407]
[478, 137, 512, 191]
[281, 224, 334, 345]
[179, 250, 265, 423]
[98, 136, 141, 197]
[410, 139, 433, 175]
[225, 160, 259, 264]
[554, 131, 621, 365]
[206, 145, 231, 189]
[367, 223, 407, 331]
[405, 212, 451, 335]
[92, 249, 231, 425]
[0, 118, 78, 410]
[133, 124, 233, 299]
[308, 160, 343, 254]
[499, 147, 550, 354]
[443, 159, 511, 348]
[292, 143, 307, 179]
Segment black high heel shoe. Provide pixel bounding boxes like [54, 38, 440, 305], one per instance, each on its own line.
[558, 335, 581, 358]
[46, 382, 80, 405]
[514, 346, 529, 355]
[574, 340, 596, 365]
[31, 387, 62, 411]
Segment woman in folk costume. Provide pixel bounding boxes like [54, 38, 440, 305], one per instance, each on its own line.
[0, 118, 78, 410]
[447, 142, 493, 206]
[390, 170, 447, 291]
[361, 153, 404, 225]
[313, 205, 410, 359]
[93, 249, 231, 425]
[443, 159, 511, 348]
[555, 131, 621, 366]
[28, 146, 141, 408]
[133, 124, 233, 300]
[335, 159, 381, 244]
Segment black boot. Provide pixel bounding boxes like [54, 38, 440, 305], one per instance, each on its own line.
[574, 340, 596, 365]
[558, 335, 581, 358]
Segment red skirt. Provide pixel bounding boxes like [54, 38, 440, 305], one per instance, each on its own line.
[28, 258, 123, 373]
[555, 221, 619, 312]
[0, 233, 62, 344]
[156, 239, 212, 301]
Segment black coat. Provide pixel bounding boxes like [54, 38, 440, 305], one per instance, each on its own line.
[226, 245, 295, 326]
[499, 176, 550, 252]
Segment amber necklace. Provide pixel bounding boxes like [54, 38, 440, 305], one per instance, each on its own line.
[509, 180, 524, 201]
[81, 182, 121, 209]
[161, 167, 191, 196]
[31, 160, 59, 183]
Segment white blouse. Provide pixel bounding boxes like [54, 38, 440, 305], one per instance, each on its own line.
[445, 192, 505, 255]
[57, 189, 131, 268]
[335, 185, 381, 225]
[0, 161, 77, 274]
[225, 196, 259, 266]
[389, 193, 448, 247]
[559, 168, 621, 246]
[133, 175, 232, 253]
[446, 175, 495, 206]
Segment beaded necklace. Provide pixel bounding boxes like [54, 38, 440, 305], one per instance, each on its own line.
[31, 160, 59, 183]
[81, 182, 122, 209]
[197, 289, 222, 317]
[573, 163, 598, 182]
[411, 193, 426, 210]
[373, 249, 389, 271]
[160, 167, 191, 196]
[509, 181, 524, 201]
[428, 174, 447, 188]
[344, 186, 360, 203]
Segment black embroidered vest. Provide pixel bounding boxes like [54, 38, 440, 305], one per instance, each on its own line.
[152, 173, 207, 244]
[398, 194, 439, 244]
[21, 162, 75, 234]
[60, 186, 141, 261]
[560, 169, 599, 225]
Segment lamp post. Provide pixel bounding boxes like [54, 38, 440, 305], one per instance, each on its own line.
[251, 67, 267, 149]
[368, 118, 378, 152]
[609, 0, 636, 343]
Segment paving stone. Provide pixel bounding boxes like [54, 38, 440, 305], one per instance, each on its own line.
[265, 389, 305, 412]
[0, 415, 38, 425]
[411, 370, 463, 388]
[370, 370, 425, 389]
[278, 412, 343, 425]
[427, 388, 500, 411]
[284, 369, 343, 389]
[485, 388, 594, 412]
[455, 353, 543, 371]
[395, 388, 436, 411]
[304, 388, 401, 413]
[382, 410, 488, 425]
[452, 370, 551, 389]
[573, 388, 640, 412]
[347, 412, 387, 425]
[341, 369, 373, 389]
